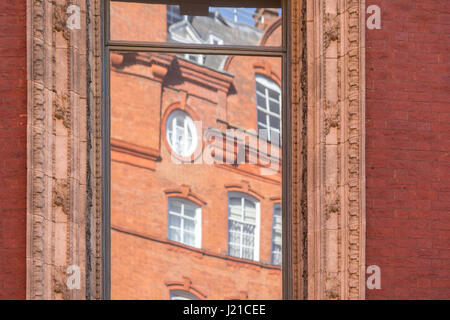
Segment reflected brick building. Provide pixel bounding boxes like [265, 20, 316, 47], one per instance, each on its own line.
[110, 4, 283, 299]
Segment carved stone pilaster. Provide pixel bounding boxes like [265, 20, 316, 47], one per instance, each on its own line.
[306, 0, 366, 299]
[27, 0, 102, 300]
[289, 0, 308, 300]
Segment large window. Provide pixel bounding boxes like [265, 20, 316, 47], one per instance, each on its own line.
[108, 0, 286, 300]
[168, 198, 202, 248]
[227, 193, 260, 261]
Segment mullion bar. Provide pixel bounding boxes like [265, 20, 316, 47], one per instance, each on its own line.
[281, 0, 287, 54]
[107, 42, 285, 57]
[110, 0, 282, 7]
[281, 1, 291, 298]
[105, 0, 111, 48]
[107, 40, 286, 52]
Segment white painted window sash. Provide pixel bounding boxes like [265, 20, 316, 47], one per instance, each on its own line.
[227, 192, 260, 261]
[168, 198, 202, 248]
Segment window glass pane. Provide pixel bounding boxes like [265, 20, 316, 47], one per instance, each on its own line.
[169, 199, 182, 213]
[242, 248, 254, 260]
[168, 214, 181, 228]
[270, 116, 280, 130]
[244, 200, 256, 223]
[184, 232, 196, 246]
[269, 100, 280, 114]
[110, 50, 282, 300]
[176, 116, 184, 127]
[183, 218, 195, 232]
[110, 1, 282, 47]
[256, 94, 267, 109]
[268, 89, 280, 101]
[229, 244, 240, 257]
[270, 129, 280, 145]
[184, 206, 196, 218]
[243, 233, 254, 247]
[256, 82, 266, 94]
[168, 228, 181, 242]
[243, 223, 255, 236]
[229, 197, 243, 221]
[257, 110, 267, 125]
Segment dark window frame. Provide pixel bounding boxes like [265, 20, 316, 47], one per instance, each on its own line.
[102, 0, 292, 300]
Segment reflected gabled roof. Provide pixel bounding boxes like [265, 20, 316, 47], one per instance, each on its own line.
[168, 10, 263, 70]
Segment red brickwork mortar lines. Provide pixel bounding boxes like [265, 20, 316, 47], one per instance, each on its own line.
[366, 0, 450, 299]
[0, 0, 27, 300]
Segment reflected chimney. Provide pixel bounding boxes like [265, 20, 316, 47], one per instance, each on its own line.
[254, 8, 279, 30]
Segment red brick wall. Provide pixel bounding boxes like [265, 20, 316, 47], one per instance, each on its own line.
[365, 0, 450, 299]
[0, 0, 27, 299]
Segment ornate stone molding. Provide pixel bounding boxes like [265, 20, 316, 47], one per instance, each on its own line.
[27, 0, 102, 299]
[289, 0, 308, 300]
[306, 0, 366, 299]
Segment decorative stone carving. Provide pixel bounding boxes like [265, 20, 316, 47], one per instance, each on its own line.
[27, 0, 103, 299]
[324, 13, 340, 49]
[323, 100, 340, 136]
[324, 186, 340, 220]
[306, 0, 366, 300]
[53, 94, 70, 129]
[289, 0, 309, 300]
[53, 266, 70, 300]
[53, 179, 69, 215]
[53, 5, 69, 40]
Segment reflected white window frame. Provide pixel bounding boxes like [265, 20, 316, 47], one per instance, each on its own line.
[227, 192, 260, 262]
[255, 74, 282, 143]
[168, 197, 202, 249]
[170, 23, 203, 44]
[271, 203, 282, 266]
[208, 34, 224, 45]
[170, 290, 200, 300]
[166, 5, 184, 28]
[183, 53, 205, 65]
[166, 109, 198, 157]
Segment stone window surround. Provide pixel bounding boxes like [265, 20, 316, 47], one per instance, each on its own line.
[26, 0, 366, 300]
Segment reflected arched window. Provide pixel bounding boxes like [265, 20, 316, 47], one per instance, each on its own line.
[168, 197, 202, 248]
[227, 192, 260, 261]
[170, 290, 200, 300]
[255, 75, 282, 143]
[166, 109, 198, 157]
